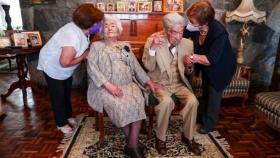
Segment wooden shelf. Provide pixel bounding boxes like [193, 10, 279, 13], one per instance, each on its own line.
[105, 12, 166, 15]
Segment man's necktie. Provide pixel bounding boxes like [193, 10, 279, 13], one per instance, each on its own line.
[169, 45, 175, 56]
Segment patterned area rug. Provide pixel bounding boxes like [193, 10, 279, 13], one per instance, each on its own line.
[58, 116, 232, 158]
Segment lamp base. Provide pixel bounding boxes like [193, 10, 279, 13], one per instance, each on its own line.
[237, 22, 250, 65]
[237, 47, 244, 64]
[237, 57, 244, 64]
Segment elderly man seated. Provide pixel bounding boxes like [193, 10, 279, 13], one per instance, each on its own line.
[142, 12, 202, 155]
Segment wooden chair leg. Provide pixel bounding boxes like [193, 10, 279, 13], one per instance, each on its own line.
[241, 96, 248, 108]
[250, 108, 262, 130]
[98, 112, 105, 147]
[8, 58, 12, 71]
[141, 120, 147, 134]
[148, 106, 153, 139]
[95, 111, 99, 131]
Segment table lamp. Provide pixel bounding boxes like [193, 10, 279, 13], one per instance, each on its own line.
[225, 0, 266, 64]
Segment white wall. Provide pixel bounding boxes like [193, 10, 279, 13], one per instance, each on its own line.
[0, 0, 23, 30]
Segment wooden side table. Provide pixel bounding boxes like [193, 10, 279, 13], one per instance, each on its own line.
[0, 47, 41, 107]
[0, 97, 6, 120]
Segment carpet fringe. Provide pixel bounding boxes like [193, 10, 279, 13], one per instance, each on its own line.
[56, 114, 88, 157]
[210, 131, 233, 158]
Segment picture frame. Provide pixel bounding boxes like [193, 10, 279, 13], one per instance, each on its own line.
[138, 1, 153, 13]
[128, 1, 137, 12]
[106, 3, 115, 12]
[12, 33, 28, 47]
[163, 0, 184, 12]
[96, 3, 105, 11]
[117, 1, 126, 12]
[0, 37, 11, 48]
[153, 0, 163, 12]
[29, 32, 42, 46]
[22, 31, 43, 47]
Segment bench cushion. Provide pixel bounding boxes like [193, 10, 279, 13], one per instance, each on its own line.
[255, 92, 280, 116]
[192, 76, 250, 96]
[255, 92, 280, 128]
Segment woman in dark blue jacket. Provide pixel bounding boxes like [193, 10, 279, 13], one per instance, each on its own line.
[183, 1, 236, 134]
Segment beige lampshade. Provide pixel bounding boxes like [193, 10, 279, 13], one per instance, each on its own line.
[225, 0, 266, 23]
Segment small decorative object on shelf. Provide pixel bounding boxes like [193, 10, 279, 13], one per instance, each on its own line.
[117, 1, 126, 12]
[153, 0, 163, 12]
[106, 3, 115, 12]
[100, 0, 156, 13]
[128, 1, 137, 12]
[97, 2, 105, 12]
[163, 0, 184, 12]
[137, 1, 153, 13]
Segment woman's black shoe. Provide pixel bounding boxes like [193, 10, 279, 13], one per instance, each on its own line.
[124, 146, 145, 158]
[138, 141, 147, 153]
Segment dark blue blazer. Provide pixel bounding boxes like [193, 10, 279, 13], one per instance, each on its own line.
[183, 19, 236, 91]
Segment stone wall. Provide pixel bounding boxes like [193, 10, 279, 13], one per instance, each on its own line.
[20, 0, 280, 88]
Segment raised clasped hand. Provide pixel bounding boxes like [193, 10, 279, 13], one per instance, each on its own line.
[150, 32, 165, 50]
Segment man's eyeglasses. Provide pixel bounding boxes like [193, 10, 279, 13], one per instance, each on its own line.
[169, 29, 183, 36]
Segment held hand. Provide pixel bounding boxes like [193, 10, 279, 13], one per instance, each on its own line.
[192, 54, 210, 66]
[146, 80, 164, 94]
[184, 54, 195, 67]
[103, 82, 123, 98]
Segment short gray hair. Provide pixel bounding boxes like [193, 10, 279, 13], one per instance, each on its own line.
[163, 12, 186, 30]
[99, 15, 123, 39]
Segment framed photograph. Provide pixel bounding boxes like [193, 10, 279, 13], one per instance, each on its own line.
[12, 33, 28, 47]
[22, 31, 43, 46]
[28, 33, 42, 46]
[106, 3, 115, 12]
[128, 1, 137, 12]
[96, 3, 105, 11]
[0, 37, 11, 48]
[153, 0, 163, 12]
[138, 1, 152, 13]
[117, 1, 126, 12]
[163, 0, 184, 12]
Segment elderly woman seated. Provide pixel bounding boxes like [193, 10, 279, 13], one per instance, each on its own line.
[87, 15, 160, 158]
